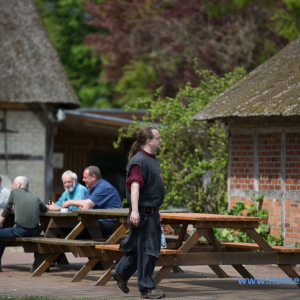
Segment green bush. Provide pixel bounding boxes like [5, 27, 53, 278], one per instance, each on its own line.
[214, 194, 284, 246]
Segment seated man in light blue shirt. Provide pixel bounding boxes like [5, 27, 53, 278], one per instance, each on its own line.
[47, 170, 87, 211]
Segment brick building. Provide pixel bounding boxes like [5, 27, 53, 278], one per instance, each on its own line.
[0, 0, 79, 201]
[193, 36, 300, 246]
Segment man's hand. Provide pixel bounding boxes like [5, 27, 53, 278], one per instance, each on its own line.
[46, 203, 61, 211]
[80, 205, 90, 210]
[62, 201, 70, 208]
[0, 214, 5, 227]
[159, 213, 162, 222]
[130, 210, 140, 227]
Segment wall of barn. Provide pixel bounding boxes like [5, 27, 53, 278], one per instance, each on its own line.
[0, 109, 45, 200]
[228, 126, 300, 247]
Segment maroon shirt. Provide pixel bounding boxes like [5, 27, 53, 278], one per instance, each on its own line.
[126, 149, 156, 191]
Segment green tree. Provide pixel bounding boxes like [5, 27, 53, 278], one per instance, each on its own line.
[114, 65, 246, 212]
[34, 0, 112, 107]
[84, 0, 290, 107]
[272, 0, 300, 41]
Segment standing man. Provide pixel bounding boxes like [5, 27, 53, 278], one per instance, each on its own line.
[0, 175, 10, 210]
[62, 166, 123, 237]
[0, 176, 48, 271]
[111, 127, 166, 299]
[47, 170, 87, 211]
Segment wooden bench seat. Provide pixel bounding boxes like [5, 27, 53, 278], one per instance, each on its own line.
[10, 237, 106, 246]
[221, 242, 300, 253]
[164, 235, 300, 254]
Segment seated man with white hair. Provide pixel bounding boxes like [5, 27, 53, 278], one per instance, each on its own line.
[0, 176, 48, 272]
[47, 170, 87, 211]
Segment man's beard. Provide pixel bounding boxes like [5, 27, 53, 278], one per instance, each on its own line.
[156, 145, 162, 154]
[65, 181, 76, 193]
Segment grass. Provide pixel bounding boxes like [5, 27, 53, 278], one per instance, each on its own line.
[0, 298, 128, 300]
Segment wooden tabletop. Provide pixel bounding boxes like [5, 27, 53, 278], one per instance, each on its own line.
[160, 213, 265, 222]
[75, 208, 188, 216]
[76, 208, 129, 216]
[40, 211, 79, 217]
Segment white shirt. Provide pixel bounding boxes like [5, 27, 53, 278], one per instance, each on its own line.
[0, 186, 11, 209]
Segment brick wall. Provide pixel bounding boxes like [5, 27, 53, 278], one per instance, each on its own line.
[285, 133, 300, 244]
[230, 134, 254, 190]
[258, 133, 281, 191]
[229, 131, 300, 245]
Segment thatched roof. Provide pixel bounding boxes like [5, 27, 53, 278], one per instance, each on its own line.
[0, 0, 80, 109]
[192, 36, 300, 122]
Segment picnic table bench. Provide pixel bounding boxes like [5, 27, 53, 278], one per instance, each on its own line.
[221, 242, 300, 253]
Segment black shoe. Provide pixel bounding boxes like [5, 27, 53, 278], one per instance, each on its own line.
[111, 269, 129, 293]
[141, 288, 165, 299]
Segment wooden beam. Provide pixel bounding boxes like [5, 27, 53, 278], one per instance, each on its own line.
[227, 133, 232, 210]
[281, 131, 286, 243]
[254, 131, 259, 197]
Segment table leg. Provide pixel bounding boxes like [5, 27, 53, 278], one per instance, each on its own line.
[71, 222, 129, 282]
[65, 220, 91, 240]
[153, 228, 206, 285]
[278, 264, 300, 288]
[72, 257, 102, 282]
[223, 246, 254, 279]
[106, 223, 129, 244]
[245, 228, 300, 285]
[171, 224, 190, 241]
[232, 264, 254, 279]
[208, 265, 229, 278]
[172, 266, 184, 273]
[45, 219, 67, 238]
[44, 219, 70, 266]
[31, 253, 61, 277]
[172, 222, 188, 274]
[94, 262, 117, 286]
[203, 229, 229, 278]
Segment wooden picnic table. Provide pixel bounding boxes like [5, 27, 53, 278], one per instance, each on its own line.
[155, 213, 300, 287]
[91, 212, 300, 288]
[29, 208, 185, 279]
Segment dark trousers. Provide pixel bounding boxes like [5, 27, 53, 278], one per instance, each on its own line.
[115, 226, 157, 291]
[98, 220, 116, 237]
[0, 224, 41, 267]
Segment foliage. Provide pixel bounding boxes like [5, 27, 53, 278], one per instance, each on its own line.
[114, 60, 157, 107]
[84, 0, 290, 106]
[272, 0, 300, 41]
[114, 65, 246, 213]
[34, 0, 113, 107]
[214, 195, 284, 246]
[36, 0, 298, 107]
